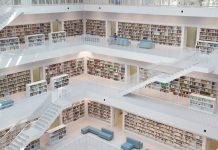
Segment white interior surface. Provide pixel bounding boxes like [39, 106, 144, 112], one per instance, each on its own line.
[41, 117, 178, 150]
[1, 75, 218, 140]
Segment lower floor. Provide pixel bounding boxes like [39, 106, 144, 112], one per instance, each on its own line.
[41, 117, 178, 150]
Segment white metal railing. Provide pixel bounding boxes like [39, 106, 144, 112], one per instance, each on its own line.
[9, 0, 218, 7]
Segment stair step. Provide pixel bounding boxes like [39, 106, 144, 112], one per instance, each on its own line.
[10, 143, 20, 150]
[13, 139, 23, 147]
[20, 133, 29, 139]
[34, 125, 44, 131]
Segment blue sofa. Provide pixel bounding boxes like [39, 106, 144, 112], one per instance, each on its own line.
[121, 137, 143, 150]
[137, 39, 153, 49]
[81, 126, 114, 141]
[109, 37, 131, 46]
[0, 99, 14, 110]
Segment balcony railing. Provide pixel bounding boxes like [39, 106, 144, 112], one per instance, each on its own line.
[9, 0, 218, 7]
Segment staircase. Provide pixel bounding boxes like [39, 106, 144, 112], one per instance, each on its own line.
[6, 103, 62, 150]
[0, 0, 22, 30]
[120, 65, 209, 96]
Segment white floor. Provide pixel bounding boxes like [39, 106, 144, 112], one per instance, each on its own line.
[41, 117, 179, 150]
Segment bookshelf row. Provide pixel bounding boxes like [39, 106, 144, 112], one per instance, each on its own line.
[62, 100, 85, 124]
[189, 93, 216, 113]
[118, 22, 182, 46]
[49, 31, 66, 44]
[86, 19, 106, 37]
[46, 124, 67, 145]
[25, 34, 45, 48]
[0, 37, 20, 52]
[64, 19, 83, 36]
[199, 28, 218, 42]
[138, 67, 218, 98]
[124, 112, 203, 150]
[50, 74, 70, 89]
[0, 70, 31, 98]
[0, 23, 51, 43]
[87, 58, 126, 81]
[88, 100, 111, 123]
[0, 118, 38, 149]
[45, 58, 84, 84]
[26, 80, 48, 97]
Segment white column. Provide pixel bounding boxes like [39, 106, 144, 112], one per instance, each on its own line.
[110, 107, 114, 127]
[202, 136, 207, 150]
[180, 25, 185, 50]
[83, 19, 86, 35]
[84, 57, 88, 74]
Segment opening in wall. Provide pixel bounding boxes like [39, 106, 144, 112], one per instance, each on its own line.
[52, 20, 62, 32]
[113, 108, 123, 129]
[185, 26, 197, 48]
[127, 65, 138, 83]
[32, 67, 43, 82]
[206, 138, 218, 150]
[107, 21, 116, 37]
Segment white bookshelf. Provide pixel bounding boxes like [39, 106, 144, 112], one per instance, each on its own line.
[50, 74, 70, 89]
[86, 19, 106, 37]
[0, 37, 20, 52]
[64, 20, 83, 36]
[49, 31, 66, 44]
[25, 139, 40, 150]
[47, 124, 66, 145]
[124, 112, 203, 150]
[0, 70, 31, 98]
[189, 93, 216, 114]
[196, 28, 218, 54]
[25, 34, 45, 48]
[26, 80, 47, 97]
[118, 22, 182, 46]
[87, 58, 126, 81]
[45, 58, 84, 84]
[88, 101, 111, 124]
[62, 100, 85, 124]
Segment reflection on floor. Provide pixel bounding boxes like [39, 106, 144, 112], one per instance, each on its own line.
[41, 117, 179, 150]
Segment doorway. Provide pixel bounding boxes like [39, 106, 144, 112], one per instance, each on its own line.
[32, 67, 43, 82]
[113, 108, 123, 129]
[107, 21, 116, 36]
[206, 138, 218, 150]
[185, 27, 197, 48]
[52, 20, 62, 32]
[127, 65, 138, 83]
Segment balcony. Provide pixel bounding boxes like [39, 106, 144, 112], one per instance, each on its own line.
[6, 0, 218, 17]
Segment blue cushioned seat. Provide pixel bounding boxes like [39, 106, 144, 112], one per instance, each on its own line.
[81, 126, 114, 141]
[137, 39, 153, 49]
[121, 142, 134, 150]
[121, 137, 143, 150]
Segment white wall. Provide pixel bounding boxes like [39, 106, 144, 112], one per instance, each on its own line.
[83, 12, 218, 28]
[9, 12, 84, 26]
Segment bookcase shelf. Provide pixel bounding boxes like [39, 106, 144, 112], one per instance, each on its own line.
[25, 139, 40, 150]
[50, 74, 70, 89]
[124, 112, 203, 150]
[45, 58, 84, 84]
[0, 118, 37, 149]
[0, 37, 20, 52]
[0, 23, 51, 43]
[199, 28, 218, 42]
[88, 100, 111, 123]
[189, 93, 216, 114]
[62, 100, 85, 124]
[26, 80, 47, 97]
[49, 31, 66, 44]
[25, 34, 45, 48]
[118, 22, 182, 46]
[139, 67, 218, 98]
[47, 124, 66, 145]
[64, 20, 83, 36]
[87, 58, 126, 81]
[0, 70, 31, 98]
[86, 19, 106, 37]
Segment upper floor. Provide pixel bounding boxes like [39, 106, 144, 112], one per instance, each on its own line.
[2, 0, 218, 17]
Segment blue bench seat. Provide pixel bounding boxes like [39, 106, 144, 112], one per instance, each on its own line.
[81, 126, 114, 141]
[121, 137, 143, 150]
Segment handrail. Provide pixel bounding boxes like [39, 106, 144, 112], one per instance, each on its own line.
[11, 0, 218, 7]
